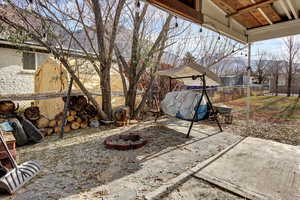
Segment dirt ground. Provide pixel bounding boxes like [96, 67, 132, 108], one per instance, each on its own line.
[163, 177, 244, 200]
[1, 119, 242, 200]
[1, 109, 298, 200]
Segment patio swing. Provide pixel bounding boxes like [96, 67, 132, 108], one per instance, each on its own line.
[159, 73, 222, 138]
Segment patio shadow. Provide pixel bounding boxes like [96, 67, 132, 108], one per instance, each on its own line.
[0, 124, 209, 200]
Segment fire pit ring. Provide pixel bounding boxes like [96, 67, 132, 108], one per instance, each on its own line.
[104, 133, 147, 150]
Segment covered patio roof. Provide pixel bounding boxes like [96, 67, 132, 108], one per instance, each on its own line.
[145, 0, 300, 43]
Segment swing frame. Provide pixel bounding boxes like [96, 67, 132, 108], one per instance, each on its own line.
[169, 73, 222, 138]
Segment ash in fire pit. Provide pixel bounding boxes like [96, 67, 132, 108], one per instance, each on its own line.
[104, 133, 147, 150]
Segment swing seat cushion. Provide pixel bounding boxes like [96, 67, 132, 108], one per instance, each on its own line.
[161, 91, 208, 121]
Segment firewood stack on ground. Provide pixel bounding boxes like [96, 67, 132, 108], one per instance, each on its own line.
[24, 95, 100, 137]
[112, 106, 138, 127]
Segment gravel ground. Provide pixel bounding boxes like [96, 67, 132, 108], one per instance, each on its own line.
[228, 120, 300, 146]
[0, 119, 241, 200]
[2, 116, 296, 200]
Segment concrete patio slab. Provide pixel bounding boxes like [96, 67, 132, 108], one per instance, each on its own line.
[195, 137, 300, 200]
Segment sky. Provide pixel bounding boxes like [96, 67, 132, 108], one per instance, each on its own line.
[143, 1, 300, 62]
[252, 38, 283, 57]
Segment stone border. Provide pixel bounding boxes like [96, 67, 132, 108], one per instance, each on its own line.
[104, 134, 148, 151]
[143, 137, 246, 200]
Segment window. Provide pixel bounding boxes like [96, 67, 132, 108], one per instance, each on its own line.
[22, 52, 36, 70]
[22, 52, 49, 71]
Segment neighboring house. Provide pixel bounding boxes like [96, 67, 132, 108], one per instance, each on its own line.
[269, 73, 300, 94]
[0, 41, 50, 94]
[220, 75, 245, 86]
[219, 73, 257, 87]
[0, 4, 130, 95]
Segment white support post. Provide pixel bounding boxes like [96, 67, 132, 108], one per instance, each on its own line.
[246, 43, 252, 127]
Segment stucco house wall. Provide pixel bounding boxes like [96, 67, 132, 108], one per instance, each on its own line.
[0, 47, 49, 95]
[0, 47, 34, 94]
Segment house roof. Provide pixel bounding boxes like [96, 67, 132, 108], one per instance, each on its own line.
[146, 0, 300, 43]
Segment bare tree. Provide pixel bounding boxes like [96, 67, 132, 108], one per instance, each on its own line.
[282, 36, 300, 97]
[253, 49, 269, 84]
[269, 56, 282, 96]
[0, 0, 128, 119]
[114, 2, 174, 118]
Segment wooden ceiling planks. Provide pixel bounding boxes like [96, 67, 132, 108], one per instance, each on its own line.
[211, 0, 281, 28]
[259, 5, 281, 22]
[212, 0, 262, 28]
[239, 0, 270, 26]
[249, 0, 281, 23]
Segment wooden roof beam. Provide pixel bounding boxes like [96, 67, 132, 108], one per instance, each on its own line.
[279, 0, 292, 20]
[227, 0, 278, 18]
[250, 0, 274, 25]
[247, 17, 300, 42]
[286, 0, 299, 19]
[146, 0, 203, 24]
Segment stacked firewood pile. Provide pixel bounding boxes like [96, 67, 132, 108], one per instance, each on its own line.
[24, 95, 99, 136]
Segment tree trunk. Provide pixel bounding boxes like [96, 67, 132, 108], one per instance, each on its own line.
[100, 62, 112, 118]
[59, 57, 108, 120]
[126, 79, 138, 118]
[133, 75, 155, 119]
[275, 75, 278, 96]
[287, 58, 292, 97]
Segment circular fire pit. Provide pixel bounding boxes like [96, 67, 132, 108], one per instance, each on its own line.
[104, 133, 147, 150]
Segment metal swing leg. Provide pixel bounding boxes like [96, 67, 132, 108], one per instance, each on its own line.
[186, 75, 223, 138]
[204, 90, 223, 132]
[186, 92, 204, 138]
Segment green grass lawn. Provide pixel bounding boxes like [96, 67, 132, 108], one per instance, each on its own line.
[225, 95, 300, 123]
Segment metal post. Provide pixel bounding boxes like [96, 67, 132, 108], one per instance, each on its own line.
[187, 75, 204, 138]
[246, 43, 252, 127]
[60, 76, 74, 139]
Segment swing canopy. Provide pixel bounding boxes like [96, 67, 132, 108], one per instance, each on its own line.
[156, 62, 221, 86]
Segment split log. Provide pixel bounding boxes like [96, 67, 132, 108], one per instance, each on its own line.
[24, 103, 40, 121]
[55, 112, 64, 120]
[63, 124, 71, 133]
[73, 104, 82, 112]
[67, 116, 75, 122]
[55, 125, 71, 134]
[69, 110, 77, 116]
[77, 95, 87, 107]
[129, 120, 139, 125]
[0, 100, 18, 114]
[37, 117, 50, 128]
[48, 120, 57, 127]
[85, 104, 98, 117]
[71, 122, 80, 130]
[57, 120, 63, 127]
[54, 126, 61, 134]
[113, 106, 130, 122]
[45, 128, 54, 136]
[80, 121, 88, 129]
[76, 117, 82, 123]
